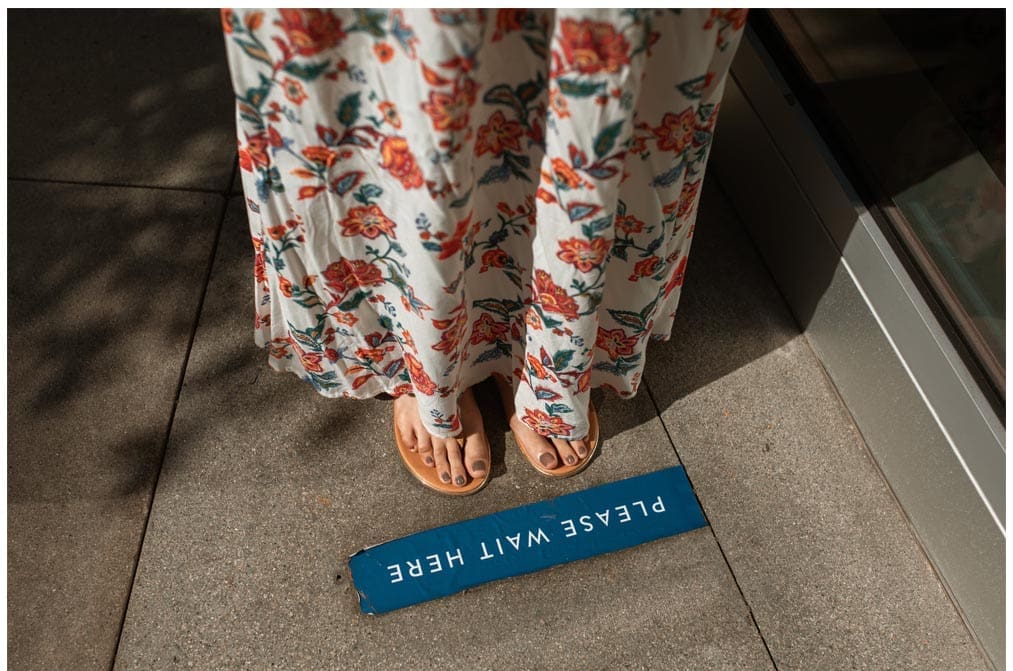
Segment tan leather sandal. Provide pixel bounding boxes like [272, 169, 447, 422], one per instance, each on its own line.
[492, 372, 600, 478]
[394, 421, 491, 496]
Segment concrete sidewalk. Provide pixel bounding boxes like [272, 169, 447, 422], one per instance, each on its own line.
[7, 10, 991, 671]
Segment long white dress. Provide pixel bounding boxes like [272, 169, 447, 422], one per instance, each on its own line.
[223, 8, 746, 439]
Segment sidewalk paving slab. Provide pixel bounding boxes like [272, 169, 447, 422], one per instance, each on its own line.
[8, 182, 223, 670]
[113, 197, 776, 671]
[8, 9, 234, 191]
[645, 179, 989, 670]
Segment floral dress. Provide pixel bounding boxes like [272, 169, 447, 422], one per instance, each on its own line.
[222, 9, 746, 440]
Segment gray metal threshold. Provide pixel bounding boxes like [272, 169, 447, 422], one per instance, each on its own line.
[710, 26, 1005, 671]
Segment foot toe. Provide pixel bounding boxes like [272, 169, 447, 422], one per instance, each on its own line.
[537, 447, 559, 469]
[433, 441, 452, 483]
[570, 438, 589, 459]
[552, 438, 578, 467]
[444, 438, 468, 487]
[416, 432, 435, 467]
[463, 433, 490, 479]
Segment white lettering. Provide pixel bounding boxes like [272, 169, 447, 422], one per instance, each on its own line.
[580, 515, 594, 532]
[528, 528, 550, 546]
[445, 548, 464, 568]
[479, 542, 494, 560]
[407, 559, 423, 577]
[595, 510, 610, 526]
[426, 553, 443, 573]
[632, 500, 648, 516]
[616, 504, 631, 523]
[652, 496, 666, 513]
[387, 564, 403, 584]
[560, 519, 577, 537]
[506, 533, 521, 550]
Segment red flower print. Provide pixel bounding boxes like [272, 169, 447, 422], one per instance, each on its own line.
[549, 87, 570, 119]
[475, 110, 523, 157]
[400, 329, 416, 353]
[322, 260, 356, 295]
[480, 248, 509, 272]
[253, 247, 267, 285]
[288, 338, 325, 374]
[338, 205, 396, 239]
[373, 42, 394, 63]
[470, 313, 509, 344]
[653, 108, 696, 154]
[244, 11, 264, 31]
[403, 352, 437, 395]
[556, 237, 610, 273]
[435, 212, 476, 260]
[302, 145, 337, 167]
[551, 157, 583, 190]
[557, 18, 630, 75]
[241, 132, 270, 171]
[708, 8, 748, 30]
[325, 258, 384, 294]
[526, 353, 555, 382]
[629, 256, 661, 281]
[596, 327, 638, 359]
[221, 9, 235, 34]
[493, 9, 529, 41]
[392, 382, 413, 397]
[275, 9, 345, 57]
[524, 306, 543, 331]
[677, 180, 701, 218]
[356, 346, 391, 363]
[521, 408, 575, 437]
[615, 214, 645, 234]
[577, 368, 592, 393]
[629, 134, 648, 154]
[278, 275, 294, 297]
[349, 259, 384, 287]
[432, 309, 467, 355]
[533, 269, 579, 321]
[663, 256, 689, 298]
[379, 136, 424, 190]
[536, 187, 557, 205]
[334, 311, 358, 326]
[282, 77, 307, 105]
[420, 81, 476, 131]
[378, 101, 402, 129]
[267, 126, 284, 148]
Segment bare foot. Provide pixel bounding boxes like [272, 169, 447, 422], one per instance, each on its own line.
[393, 387, 490, 488]
[493, 375, 591, 471]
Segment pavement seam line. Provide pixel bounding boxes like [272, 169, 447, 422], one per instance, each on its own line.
[643, 377, 781, 671]
[108, 156, 239, 671]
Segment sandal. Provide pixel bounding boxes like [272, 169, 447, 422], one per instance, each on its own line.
[394, 421, 491, 496]
[493, 373, 601, 478]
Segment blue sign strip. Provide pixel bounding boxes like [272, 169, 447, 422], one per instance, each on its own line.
[349, 466, 706, 614]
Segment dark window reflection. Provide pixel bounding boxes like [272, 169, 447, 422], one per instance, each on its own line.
[766, 9, 1005, 398]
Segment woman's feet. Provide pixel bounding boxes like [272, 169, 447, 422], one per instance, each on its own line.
[493, 374, 594, 474]
[393, 387, 490, 490]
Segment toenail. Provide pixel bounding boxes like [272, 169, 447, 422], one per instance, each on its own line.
[455, 475, 466, 486]
[471, 460, 486, 473]
[576, 445, 587, 457]
[565, 455, 575, 465]
[440, 472, 451, 483]
[538, 453, 555, 467]
[424, 456, 434, 465]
